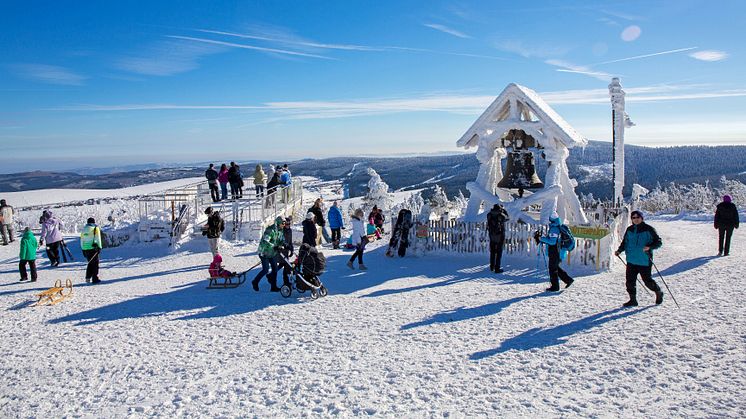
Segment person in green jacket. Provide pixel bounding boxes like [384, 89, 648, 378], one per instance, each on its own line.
[80, 217, 102, 283]
[252, 216, 286, 292]
[19, 227, 38, 282]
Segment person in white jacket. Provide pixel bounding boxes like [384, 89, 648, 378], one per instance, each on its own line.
[347, 208, 368, 270]
[0, 199, 14, 245]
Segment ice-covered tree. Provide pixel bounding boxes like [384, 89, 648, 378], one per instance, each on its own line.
[429, 184, 451, 219]
[362, 167, 393, 213]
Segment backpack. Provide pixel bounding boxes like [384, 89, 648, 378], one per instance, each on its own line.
[558, 224, 576, 252]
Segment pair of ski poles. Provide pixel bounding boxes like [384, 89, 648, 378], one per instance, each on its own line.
[615, 253, 680, 308]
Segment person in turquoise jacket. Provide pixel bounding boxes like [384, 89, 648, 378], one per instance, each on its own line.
[19, 227, 38, 282]
[615, 210, 664, 307]
[80, 217, 102, 283]
[535, 215, 574, 292]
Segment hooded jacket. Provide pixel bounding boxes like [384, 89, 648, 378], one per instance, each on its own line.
[350, 215, 366, 246]
[486, 205, 510, 241]
[20, 229, 38, 261]
[258, 217, 285, 258]
[0, 203, 13, 224]
[328, 205, 344, 229]
[40, 214, 64, 244]
[308, 205, 325, 227]
[616, 221, 662, 266]
[715, 201, 739, 229]
[80, 222, 102, 251]
[302, 218, 317, 246]
[253, 165, 267, 185]
[209, 254, 232, 278]
[539, 216, 567, 260]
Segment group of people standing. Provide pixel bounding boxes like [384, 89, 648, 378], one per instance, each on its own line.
[204, 163, 292, 204]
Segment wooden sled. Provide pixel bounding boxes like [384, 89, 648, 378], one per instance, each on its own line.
[207, 272, 247, 289]
[33, 279, 73, 306]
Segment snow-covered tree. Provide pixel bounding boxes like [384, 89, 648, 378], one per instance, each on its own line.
[362, 167, 393, 213]
[428, 184, 451, 219]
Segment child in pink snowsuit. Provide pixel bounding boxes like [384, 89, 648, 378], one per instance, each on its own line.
[209, 254, 235, 278]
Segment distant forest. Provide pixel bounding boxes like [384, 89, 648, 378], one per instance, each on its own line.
[2, 141, 746, 201]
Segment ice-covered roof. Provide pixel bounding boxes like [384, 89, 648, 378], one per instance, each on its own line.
[457, 83, 587, 149]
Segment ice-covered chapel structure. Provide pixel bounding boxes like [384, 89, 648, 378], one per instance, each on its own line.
[458, 83, 588, 225]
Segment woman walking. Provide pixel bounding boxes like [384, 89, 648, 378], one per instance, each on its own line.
[347, 208, 367, 270]
[39, 210, 64, 267]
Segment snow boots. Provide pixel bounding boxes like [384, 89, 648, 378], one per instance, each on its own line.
[655, 290, 664, 305]
[622, 299, 639, 307]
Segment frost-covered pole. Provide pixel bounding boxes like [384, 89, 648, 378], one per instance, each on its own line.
[609, 77, 634, 207]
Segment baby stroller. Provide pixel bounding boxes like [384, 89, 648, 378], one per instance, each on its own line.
[280, 243, 329, 299]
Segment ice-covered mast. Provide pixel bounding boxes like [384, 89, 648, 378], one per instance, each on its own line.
[608, 77, 634, 206]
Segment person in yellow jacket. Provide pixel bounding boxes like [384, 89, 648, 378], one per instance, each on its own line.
[80, 217, 102, 283]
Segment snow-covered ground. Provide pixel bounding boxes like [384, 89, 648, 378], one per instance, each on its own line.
[0, 183, 744, 417]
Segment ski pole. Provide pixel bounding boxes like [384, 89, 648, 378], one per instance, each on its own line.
[648, 254, 680, 309]
[615, 254, 651, 296]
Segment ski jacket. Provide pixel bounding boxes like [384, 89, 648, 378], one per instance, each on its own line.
[209, 254, 232, 278]
[282, 225, 294, 256]
[350, 216, 366, 246]
[258, 218, 285, 258]
[308, 205, 325, 227]
[328, 206, 344, 229]
[486, 206, 510, 241]
[616, 222, 662, 267]
[0, 205, 13, 224]
[205, 168, 218, 184]
[218, 168, 229, 184]
[280, 171, 291, 186]
[206, 213, 225, 239]
[228, 165, 240, 183]
[40, 216, 63, 244]
[253, 165, 266, 185]
[267, 173, 281, 193]
[715, 201, 739, 229]
[302, 219, 317, 247]
[80, 223, 102, 251]
[19, 229, 38, 261]
[371, 211, 385, 228]
[539, 217, 567, 260]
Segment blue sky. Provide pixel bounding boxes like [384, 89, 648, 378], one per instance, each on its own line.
[1, 0, 744, 172]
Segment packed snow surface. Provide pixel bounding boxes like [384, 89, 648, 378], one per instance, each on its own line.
[0, 185, 744, 417]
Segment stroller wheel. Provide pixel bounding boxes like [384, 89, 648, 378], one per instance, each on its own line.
[319, 285, 328, 297]
[310, 289, 319, 299]
[280, 285, 292, 298]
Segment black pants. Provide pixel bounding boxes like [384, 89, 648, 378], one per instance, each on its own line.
[349, 243, 365, 265]
[230, 181, 240, 199]
[19, 260, 37, 281]
[625, 263, 660, 300]
[331, 228, 341, 244]
[548, 245, 573, 288]
[489, 237, 505, 271]
[209, 183, 220, 202]
[718, 226, 735, 255]
[46, 241, 61, 266]
[255, 185, 264, 198]
[83, 249, 100, 281]
[275, 254, 293, 286]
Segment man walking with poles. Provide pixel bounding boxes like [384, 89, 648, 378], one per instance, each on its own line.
[615, 210, 664, 307]
[80, 217, 102, 284]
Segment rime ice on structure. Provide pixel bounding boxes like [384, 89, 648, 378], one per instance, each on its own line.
[457, 83, 588, 224]
[609, 77, 635, 207]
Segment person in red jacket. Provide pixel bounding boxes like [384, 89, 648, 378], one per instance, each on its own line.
[208, 254, 236, 278]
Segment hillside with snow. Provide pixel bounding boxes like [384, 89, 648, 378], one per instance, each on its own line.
[0, 180, 744, 417]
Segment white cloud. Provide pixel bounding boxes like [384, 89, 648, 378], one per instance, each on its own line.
[689, 50, 728, 62]
[423, 23, 471, 39]
[115, 39, 224, 76]
[545, 59, 613, 81]
[7, 63, 86, 86]
[621, 25, 641, 41]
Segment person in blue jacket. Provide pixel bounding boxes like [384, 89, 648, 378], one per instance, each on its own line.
[535, 215, 574, 292]
[328, 200, 344, 249]
[615, 210, 664, 307]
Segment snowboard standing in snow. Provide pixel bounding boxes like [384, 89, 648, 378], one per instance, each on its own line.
[386, 209, 413, 257]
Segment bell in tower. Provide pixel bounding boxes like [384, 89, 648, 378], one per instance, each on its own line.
[497, 130, 544, 189]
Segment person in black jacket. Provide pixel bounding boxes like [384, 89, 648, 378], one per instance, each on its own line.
[486, 204, 509, 273]
[205, 164, 220, 202]
[265, 169, 281, 208]
[714, 195, 739, 256]
[228, 162, 240, 200]
[302, 212, 317, 247]
[202, 207, 225, 256]
[308, 198, 327, 244]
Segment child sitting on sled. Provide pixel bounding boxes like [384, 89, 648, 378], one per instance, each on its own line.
[209, 254, 237, 278]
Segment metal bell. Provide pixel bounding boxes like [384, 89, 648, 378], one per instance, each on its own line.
[497, 150, 544, 189]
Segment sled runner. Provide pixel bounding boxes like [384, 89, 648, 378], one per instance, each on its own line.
[207, 272, 248, 289]
[33, 279, 73, 306]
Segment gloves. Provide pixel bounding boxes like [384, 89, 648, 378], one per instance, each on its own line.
[614, 251, 620, 257]
[92, 243, 100, 251]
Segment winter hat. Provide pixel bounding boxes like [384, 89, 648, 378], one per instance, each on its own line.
[0, 199, 5, 206]
[723, 195, 732, 203]
[213, 254, 222, 263]
[87, 217, 96, 224]
[630, 210, 644, 219]
[306, 212, 315, 220]
[42, 209, 52, 219]
[275, 216, 285, 225]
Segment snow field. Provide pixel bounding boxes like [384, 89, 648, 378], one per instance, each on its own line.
[0, 178, 743, 417]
